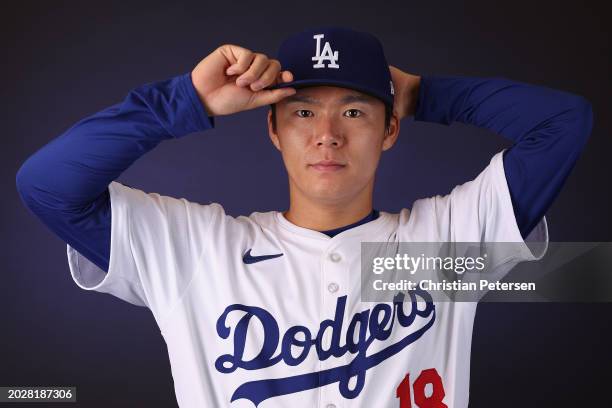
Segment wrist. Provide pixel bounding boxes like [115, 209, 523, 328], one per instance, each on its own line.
[183, 72, 216, 131]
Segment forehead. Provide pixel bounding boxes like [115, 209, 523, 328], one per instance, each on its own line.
[279, 86, 382, 107]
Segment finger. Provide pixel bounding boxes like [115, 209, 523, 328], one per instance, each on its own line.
[250, 60, 282, 91]
[269, 70, 294, 87]
[276, 70, 294, 85]
[225, 47, 255, 76]
[250, 87, 296, 107]
[236, 53, 269, 87]
[282, 70, 294, 82]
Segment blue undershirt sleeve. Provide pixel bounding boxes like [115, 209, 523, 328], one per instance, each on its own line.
[16, 72, 214, 272]
[413, 75, 593, 238]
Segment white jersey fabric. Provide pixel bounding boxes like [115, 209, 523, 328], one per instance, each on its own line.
[66, 149, 548, 407]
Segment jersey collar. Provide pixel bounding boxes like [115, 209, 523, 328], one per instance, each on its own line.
[275, 210, 395, 241]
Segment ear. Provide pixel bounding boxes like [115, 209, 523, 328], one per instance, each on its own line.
[267, 109, 281, 151]
[381, 111, 400, 151]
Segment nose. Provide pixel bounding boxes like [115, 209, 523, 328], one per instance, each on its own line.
[314, 116, 344, 148]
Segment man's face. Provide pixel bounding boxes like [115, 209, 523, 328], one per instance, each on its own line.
[268, 86, 399, 205]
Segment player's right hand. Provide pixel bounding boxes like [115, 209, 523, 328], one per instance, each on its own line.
[191, 44, 296, 116]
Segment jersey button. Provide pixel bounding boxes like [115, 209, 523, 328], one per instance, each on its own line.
[329, 252, 341, 262]
[327, 282, 340, 293]
[326, 404, 337, 408]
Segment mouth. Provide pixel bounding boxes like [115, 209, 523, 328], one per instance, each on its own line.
[309, 160, 347, 172]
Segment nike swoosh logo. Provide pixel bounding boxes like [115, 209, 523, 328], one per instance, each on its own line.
[242, 249, 284, 264]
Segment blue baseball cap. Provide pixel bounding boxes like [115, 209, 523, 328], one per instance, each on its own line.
[270, 27, 395, 108]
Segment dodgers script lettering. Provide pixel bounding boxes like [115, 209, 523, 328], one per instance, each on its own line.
[215, 290, 436, 406]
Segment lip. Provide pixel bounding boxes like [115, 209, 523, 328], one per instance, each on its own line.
[309, 160, 346, 172]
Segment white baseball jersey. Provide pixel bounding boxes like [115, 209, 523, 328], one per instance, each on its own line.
[66, 149, 548, 407]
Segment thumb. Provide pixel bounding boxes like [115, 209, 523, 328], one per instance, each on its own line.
[250, 87, 296, 107]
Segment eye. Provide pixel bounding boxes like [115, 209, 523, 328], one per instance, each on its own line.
[344, 109, 362, 118]
[295, 109, 313, 118]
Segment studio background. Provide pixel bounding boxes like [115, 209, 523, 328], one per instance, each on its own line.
[3, 1, 610, 406]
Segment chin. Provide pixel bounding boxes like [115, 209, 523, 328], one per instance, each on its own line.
[307, 183, 355, 203]
[294, 173, 371, 204]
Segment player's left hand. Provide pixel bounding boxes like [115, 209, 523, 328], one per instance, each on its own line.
[390, 66, 421, 120]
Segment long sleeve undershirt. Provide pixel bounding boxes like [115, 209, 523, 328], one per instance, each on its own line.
[16, 72, 593, 273]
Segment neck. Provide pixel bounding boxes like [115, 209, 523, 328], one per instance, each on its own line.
[284, 183, 374, 231]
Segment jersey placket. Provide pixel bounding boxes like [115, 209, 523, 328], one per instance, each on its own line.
[318, 239, 349, 408]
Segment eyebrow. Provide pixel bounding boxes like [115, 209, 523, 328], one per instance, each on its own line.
[339, 94, 377, 105]
[283, 95, 321, 105]
[283, 93, 377, 105]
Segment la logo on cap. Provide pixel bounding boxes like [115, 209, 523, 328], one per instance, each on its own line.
[312, 34, 339, 69]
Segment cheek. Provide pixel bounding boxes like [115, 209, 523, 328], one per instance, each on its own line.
[350, 137, 384, 170]
[277, 134, 308, 173]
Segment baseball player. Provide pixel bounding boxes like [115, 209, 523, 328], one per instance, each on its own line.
[17, 27, 593, 407]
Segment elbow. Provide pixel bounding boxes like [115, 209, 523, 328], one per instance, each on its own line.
[16, 155, 49, 215]
[16, 157, 35, 208]
[17, 150, 108, 215]
[533, 95, 595, 160]
[16, 152, 56, 213]
[555, 95, 594, 150]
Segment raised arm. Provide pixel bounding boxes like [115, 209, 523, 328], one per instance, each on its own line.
[16, 44, 296, 272]
[15, 73, 214, 272]
[392, 68, 594, 238]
